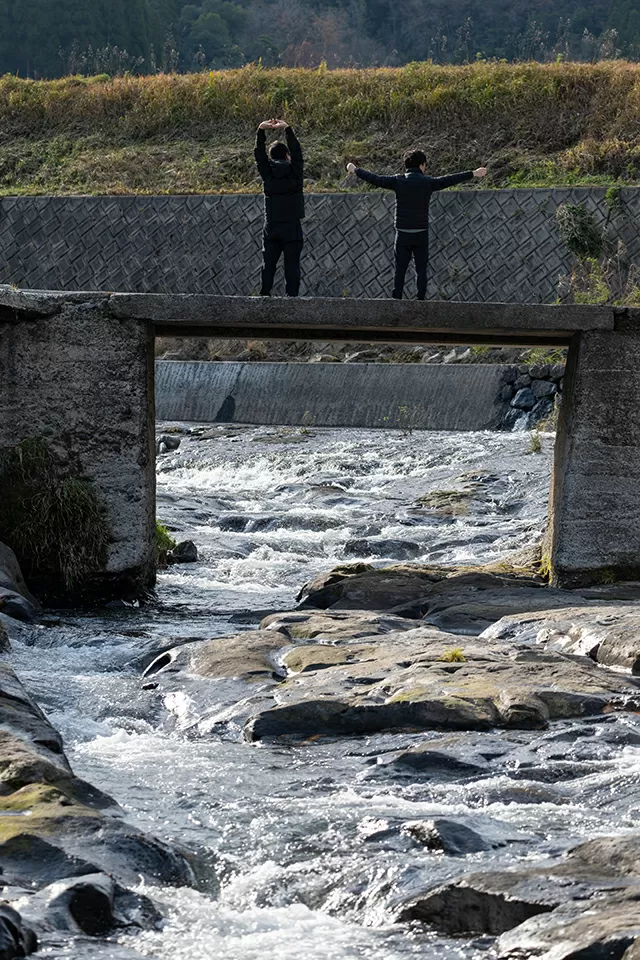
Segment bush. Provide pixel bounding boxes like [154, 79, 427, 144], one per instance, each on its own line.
[0, 438, 110, 592]
[555, 203, 602, 260]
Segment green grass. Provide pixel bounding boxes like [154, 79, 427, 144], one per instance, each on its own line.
[4, 61, 640, 194]
[155, 521, 177, 566]
[438, 647, 467, 663]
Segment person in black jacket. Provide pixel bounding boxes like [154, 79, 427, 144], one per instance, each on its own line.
[346, 151, 487, 300]
[255, 118, 305, 297]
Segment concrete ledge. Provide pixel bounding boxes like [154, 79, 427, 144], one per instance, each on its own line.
[113, 294, 614, 346]
[0, 287, 616, 347]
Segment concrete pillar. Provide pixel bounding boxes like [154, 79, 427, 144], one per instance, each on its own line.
[548, 316, 640, 586]
[0, 295, 156, 600]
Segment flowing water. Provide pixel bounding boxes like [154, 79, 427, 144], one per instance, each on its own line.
[10, 425, 640, 959]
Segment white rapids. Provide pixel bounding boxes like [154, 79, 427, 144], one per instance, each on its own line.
[11, 425, 640, 959]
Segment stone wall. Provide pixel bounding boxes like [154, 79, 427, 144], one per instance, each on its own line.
[1, 187, 638, 302]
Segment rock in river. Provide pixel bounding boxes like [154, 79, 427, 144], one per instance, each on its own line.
[397, 831, 640, 950]
[146, 618, 640, 741]
[296, 564, 634, 635]
[483, 604, 640, 673]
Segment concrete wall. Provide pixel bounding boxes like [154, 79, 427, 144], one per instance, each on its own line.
[547, 321, 640, 586]
[155, 360, 508, 431]
[1, 187, 638, 302]
[0, 293, 156, 599]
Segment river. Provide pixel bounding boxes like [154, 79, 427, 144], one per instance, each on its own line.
[11, 425, 640, 959]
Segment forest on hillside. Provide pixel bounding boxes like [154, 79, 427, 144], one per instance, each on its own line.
[2, 0, 640, 78]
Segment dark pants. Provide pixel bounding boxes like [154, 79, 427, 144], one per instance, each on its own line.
[392, 230, 429, 300]
[260, 222, 303, 297]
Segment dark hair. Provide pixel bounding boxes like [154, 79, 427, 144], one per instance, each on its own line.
[269, 141, 290, 161]
[404, 149, 427, 169]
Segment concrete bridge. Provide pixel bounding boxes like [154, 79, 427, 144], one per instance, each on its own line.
[0, 286, 638, 598]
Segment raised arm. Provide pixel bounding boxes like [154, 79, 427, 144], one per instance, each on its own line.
[254, 120, 273, 181]
[346, 162, 397, 190]
[285, 125, 303, 177]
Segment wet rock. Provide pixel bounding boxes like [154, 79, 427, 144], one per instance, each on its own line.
[531, 379, 557, 399]
[550, 362, 566, 380]
[0, 782, 193, 889]
[502, 366, 518, 383]
[0, 657, 192, 897]
[298, 565, 537, 615]
[483, 605, 640, 673]
[344, 539, 421, 560]
[14, 873, 161, 937]
[498, 893, 640, 959]
[0, 836, 98, 888]
[301, 568, 440, 610]
[168, 540, 198, 564]
[376, 743, 488, 778]
[260, 610, 421, 641]
[397, 831, 640, 938]
[402, 816, 528, 855]
[0, 904, 36, 959]
[297, 565, 640, 636]
[514, 374, 532, 389]
[156, 434, 181, 455]
[397, 872, 557, 935]
[0, 542, 40, 624]
[297, 565, 442, 611]
[511, 388, 536, 410]
[144, 629, 287, 684]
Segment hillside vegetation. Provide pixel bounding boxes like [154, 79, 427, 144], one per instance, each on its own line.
[4, 0, 639, 77]
[3, 61, 640, 194]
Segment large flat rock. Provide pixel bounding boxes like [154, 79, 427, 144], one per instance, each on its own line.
[142, 617, 640, 741]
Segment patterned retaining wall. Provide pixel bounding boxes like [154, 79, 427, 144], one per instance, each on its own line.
[1, 188, 637, 301]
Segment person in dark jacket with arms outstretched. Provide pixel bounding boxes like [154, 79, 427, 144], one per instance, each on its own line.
[255, 118, 304, 297]
[346, 151, 487, 300]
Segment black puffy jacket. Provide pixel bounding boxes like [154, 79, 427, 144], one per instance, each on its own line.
[355, 167, 473, 230]
[255, 126, 305, 226]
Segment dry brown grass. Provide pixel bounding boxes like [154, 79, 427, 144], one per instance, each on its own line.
[3, 61, 640, 194]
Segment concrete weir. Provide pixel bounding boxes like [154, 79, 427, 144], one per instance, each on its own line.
[155, 361, 509, 431]
[0, 286, 635, 595]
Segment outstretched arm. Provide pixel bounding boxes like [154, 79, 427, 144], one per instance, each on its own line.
[346, 163, 397, 190]
[430, 166, 487, 190]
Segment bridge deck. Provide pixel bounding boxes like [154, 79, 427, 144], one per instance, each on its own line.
[0, 288, 621, 346]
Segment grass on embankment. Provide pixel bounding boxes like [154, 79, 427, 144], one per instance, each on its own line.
[3, 61, 640, 195]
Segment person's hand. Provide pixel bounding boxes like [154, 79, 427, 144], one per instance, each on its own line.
[346, 162, 356, 174]
[258, 120, 274, 130]
[473, 166, 488, 178]
[273, 119, 288, 130]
